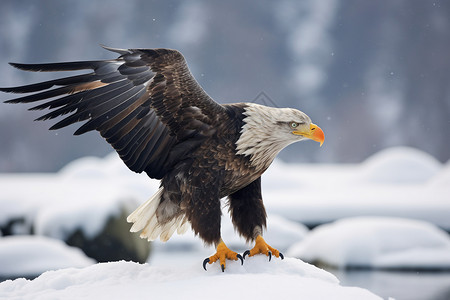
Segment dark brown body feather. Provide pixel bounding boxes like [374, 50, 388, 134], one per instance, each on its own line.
[1, 47, 268, 245]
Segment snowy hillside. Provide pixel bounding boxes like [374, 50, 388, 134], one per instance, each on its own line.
[0, 257, 382, 300]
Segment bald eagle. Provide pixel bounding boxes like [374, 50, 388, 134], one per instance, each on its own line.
[1, 46, 324, 271]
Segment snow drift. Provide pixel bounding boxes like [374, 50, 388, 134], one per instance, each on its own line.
[0, 257, 382, 300]
[0, 236, 94, 279]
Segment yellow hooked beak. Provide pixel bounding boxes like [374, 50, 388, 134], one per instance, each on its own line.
[293, 123, 325, 146]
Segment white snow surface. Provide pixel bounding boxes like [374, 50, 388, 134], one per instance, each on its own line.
[263, 147, 450, 229]
[0, 153, 156, 239]
[0, 146, 449, 299]
[288, 217, 450, 270]
[429, 160, 450, 187]
[358, 147, 441, 184]
[0, 236, 94, 277]
[0, 258, 382, 300]
[1, 146, 448, 242]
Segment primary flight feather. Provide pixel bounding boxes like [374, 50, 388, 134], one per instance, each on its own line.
[1, 46, 324, 271]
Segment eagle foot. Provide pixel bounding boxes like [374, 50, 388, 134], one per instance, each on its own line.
[203, 240, 243, 272]
[243, 235, 284, 261]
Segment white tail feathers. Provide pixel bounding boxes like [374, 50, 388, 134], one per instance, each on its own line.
[127, 187, 189, 242]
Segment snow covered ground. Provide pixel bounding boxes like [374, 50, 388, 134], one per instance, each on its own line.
[0, 146, 449, 299]
[0, 258, 383, 300]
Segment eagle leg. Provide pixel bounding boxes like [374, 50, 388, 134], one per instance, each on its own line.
[203, 239, 243, 272]
[243, 235, 284, 261]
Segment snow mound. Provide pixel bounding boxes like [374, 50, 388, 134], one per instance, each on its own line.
[428, 160, 450, 187]
[0, 236, 94, 278]
[60, 156, 109, 178]
[288, 217, 450, 270]
[59, 153, 158, 198]
[0, 258, 382, 300]
[60, 153, 144, 179]
[34, 188, 135, 240]
[360, 147, 441, 184]
[0, 153, 155, 240]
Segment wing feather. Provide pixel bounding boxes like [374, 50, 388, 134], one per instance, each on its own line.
[1, 47, 226, 178]
[1, 74, 103, 94]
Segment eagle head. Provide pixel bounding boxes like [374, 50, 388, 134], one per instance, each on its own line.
[236, 103, 325, 169]
[275, 107, 325, 147]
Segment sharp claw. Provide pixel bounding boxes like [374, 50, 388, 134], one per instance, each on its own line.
[268, 251, 272, 262]
[280, 252, 284, 260]
[203, 258, 210, 271]
[237, 254, 244, 265]
[221, 264, 225, 272]
[243, 250, 251, 259]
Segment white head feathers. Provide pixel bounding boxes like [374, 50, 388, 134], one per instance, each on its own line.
[235, 103, 312, 170]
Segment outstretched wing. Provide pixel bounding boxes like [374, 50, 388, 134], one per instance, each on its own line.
[1, 46, 225, 179]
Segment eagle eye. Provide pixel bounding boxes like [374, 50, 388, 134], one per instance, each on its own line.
[290, 122, 303, 128]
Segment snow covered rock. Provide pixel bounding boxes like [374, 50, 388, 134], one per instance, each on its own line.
[359, 147, 441, 184]
[0, 154, 155, 263]
[0, 236, 94, 280]
[288, 217, 450, 270]
[61, 207, 152, 263]
[0, 258, 383, 300]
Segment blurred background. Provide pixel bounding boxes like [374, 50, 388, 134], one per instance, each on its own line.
[1, 2, 450, 299]
[0, 0, 449, 172]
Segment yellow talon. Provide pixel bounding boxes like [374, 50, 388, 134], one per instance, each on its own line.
[203, 240, 243, 271]
[243, 235, 284, 261]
